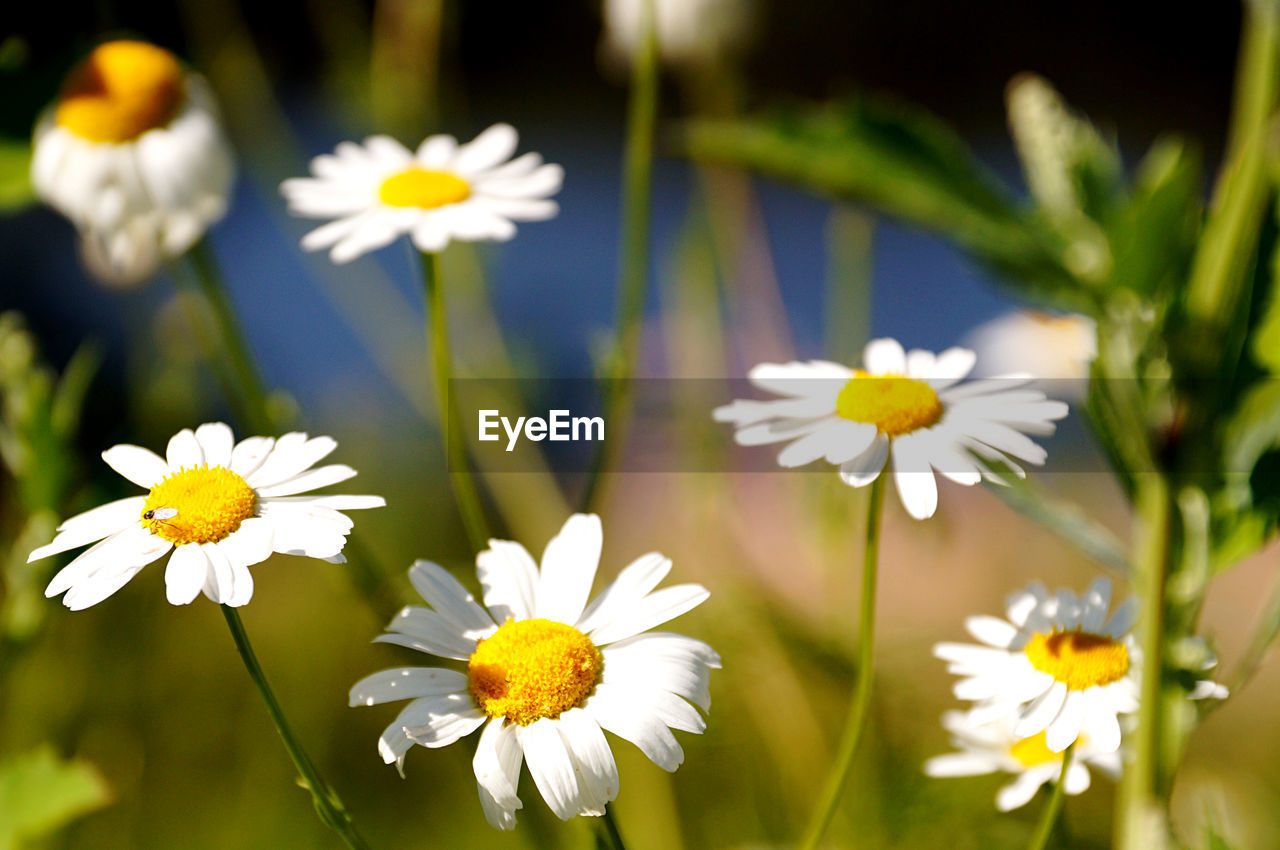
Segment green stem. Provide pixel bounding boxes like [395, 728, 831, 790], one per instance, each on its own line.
[1114, 475, 1171, 850]
[221, 606, 370, 849]
[420, 251, 490, 551]
[797, 472, 887, 850]
[187, 240, 275, 434]
[580, 0, 659, 512]
[596, 803, 629, 850]
[1026, 744, 1074, 850]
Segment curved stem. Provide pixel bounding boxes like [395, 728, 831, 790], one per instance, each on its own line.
[221, 606, 370, 849]
[596, 803, 629, 850]
[797, 472, 886, 850]
[580, 0, 659, 512]
[1026, 744, 1074, 850]
[420, 250, 490, 551]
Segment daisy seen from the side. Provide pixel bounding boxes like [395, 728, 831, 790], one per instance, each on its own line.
[280, 123, 563, 263]
[32, 40, 235, 286]
[349, 513, 719, 829]
[29, 422, 384, 610]
[713, 337, 1069, 519]
[924, 708, 1121, 811]
[933, 578, 1138, 754]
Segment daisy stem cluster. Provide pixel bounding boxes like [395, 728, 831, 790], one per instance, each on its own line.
[1026, 743, 1074, 850]
[798, 472, 886, 850]
[581, 0, 658, 512]
[221, 606, 370, 850]
[420, 250, 490, 550]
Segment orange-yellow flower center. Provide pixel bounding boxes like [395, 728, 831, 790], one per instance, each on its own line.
[835, 371, 943, 436]
[141, 465, 257, 545]
[468, 618, 602, 726]
[1008, 730, 1068, 768]
[1024, 630, 1130, 690]
[54, 41, 186, 143]
[378, 169, 471, 209]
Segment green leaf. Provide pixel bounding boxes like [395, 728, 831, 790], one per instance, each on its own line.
[0, 140, 32, 212]
[682, 99, 1081, 306]
[0, 746, 110, 849]
[1251, 202, 1280, 371]
[1213, 378, 1280, 567]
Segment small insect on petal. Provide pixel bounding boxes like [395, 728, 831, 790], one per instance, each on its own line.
[144, 507, 178, 520]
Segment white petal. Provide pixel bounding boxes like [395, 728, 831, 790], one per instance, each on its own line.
[537, 514, 602, 625]
[474, 718, 524, 829]
[1104, 598, 1137, 637]
[600, 632, 721, 711]
[194, 423, 235, 468]
[246, 433, 336, 487]
[254, 464, 357, 497]
[1063, 763, 1091, 795]
[575, 553, 672, 635]
[375, 606, 478, 660]
[101, 444, 170, 489]
[1045, 691, 1086, 752]
[1015, 680, 1068, 738]
[585, 684, 683, 771]
[964, 615, 1018, 648]
[349, 667, 468, 707]
[454, 124, 519, 175]
[230, 436, 275, 478]
[45, 525, 172, 603]
[518, 719, 582, 820]
[1080, 688, 1121, 752]
[923, 752, 999, 778]
[587, 584, 709, 645]
[996, 772, 1045, 811]
[891, 439, 939, 519]
[925, 347, 978, 387]
[408, 560, 496, 633]
[746, 360, 851, 396]
[166, 428, 204, 469]
[28, 496, 146, 562]
[477, 539, 539, 622]
[839, 434, 889, 487]
[863, 338, 907, 375]
[215, 518, 275, 569]
[403, 693, 487, 747]
[164, 544, 209, 605]
[415, 134, 458, 168]
[557, 708, 618, 815]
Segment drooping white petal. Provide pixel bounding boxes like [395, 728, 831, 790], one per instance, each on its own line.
[28, 496, 146, 562]
[556, 708, 619, 815]
[45, 525, 172, 603]
[996, 771, 1046, 812]
[474, 718, 524, 829]
[584, 684, 683, 771]
[517, 718, 583, 820]
[891, 436, 939, 519]
[164, 543, 209, 605]
[839, 434, 889, 487]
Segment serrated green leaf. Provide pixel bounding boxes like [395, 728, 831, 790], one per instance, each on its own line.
[0, 746, 110, 849]
[682, 99, 1082, 306]
[0, 140, 32, 212]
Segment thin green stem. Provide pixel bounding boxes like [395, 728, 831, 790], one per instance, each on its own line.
[1114, 475, 1171, 850]
[221, 606, 370, 849]
[580, 0, 659, 512]
[797, 472, 887, 850]
[420, 250, 489, 551]
[596, 804, 629, 850]
[187, 240, 275, 434]
[1026, 744, 1074, 850]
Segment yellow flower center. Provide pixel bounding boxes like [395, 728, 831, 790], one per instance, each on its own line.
[54, 41, 186, 143]
[1009, 731, 1068, 767]
[141, 466, 257, 545]
[835, 370, 944, 436]
[468, 618, 603, 726]
[1024, 630, 1130, 690]
[378, 169, 471, 209]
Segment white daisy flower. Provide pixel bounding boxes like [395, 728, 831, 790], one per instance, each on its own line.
[28, 422, 385, 610]
[600, 0, 753, 67]
[350, 513, 719, 829]
[963, 310, 1096, 398]
[924, 709, 1121, 812]
[280, 123, 563, 263]
[31, 40, 235, 286]
[712, 337, 1069, 519]
[933, 578, 1139, 754]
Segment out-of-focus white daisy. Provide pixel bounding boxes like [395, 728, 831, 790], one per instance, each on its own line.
[924, 709, 1121, 812]
[28, 422, 384, 610]
[600, 0, 754, 68]
[31, 40, 235, 286]
[963, 310, 1096, 398]
[350, 513, 718, 829]
[281, 124, 563, 263]
[713, 337, 1069, 519]
[934, 578, 1138, 754]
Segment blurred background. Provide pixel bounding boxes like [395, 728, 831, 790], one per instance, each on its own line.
[1, 1, 1275, 848]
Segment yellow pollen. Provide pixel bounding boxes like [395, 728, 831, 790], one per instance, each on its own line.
[1024, 630, 1130, 690]
[378, 169, 471, 209]
[141, 465, 257, 545]
[54, 41, 185, 143]
[835, 370, 943, 436]
[1008, 731, 1068, 767]
[468, 618, 602, 726]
